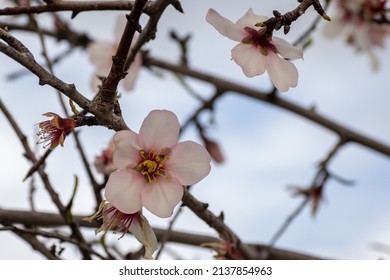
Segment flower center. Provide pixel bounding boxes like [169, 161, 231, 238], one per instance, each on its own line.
[242, 26, 277, 56]
[134, 148, 172, 183]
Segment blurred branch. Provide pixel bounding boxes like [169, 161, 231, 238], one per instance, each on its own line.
[0, 1, 155, 17]
[0, 21, 92, 48]
[6, 226, 61, 260]
[0, 208, 324, 260]
[0, 225, 107, 259]
[181, 189, 258, 259]
[145, 57, 390, 157]
[268, 138, 345, 249]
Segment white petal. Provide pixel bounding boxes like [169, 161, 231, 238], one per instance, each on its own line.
[138, 110, 180, 151]
[206, 9, 243, 42]
[114, 14, 128, 42]
[129, 213, 158, 259]
[232, 43, 266, 77]
[168, 141, 211, 186]
[88, 42, 115, 68]
[265, 52, 299, 92]
[272, 37, 303, 60]
[123, 53, 142, 91]
[113, 130, 141, 170]
[323, 16, 345, 39]
[104, 170, 144, 214]
[236, 8, 268, 29]
[141, 179, 184, 218]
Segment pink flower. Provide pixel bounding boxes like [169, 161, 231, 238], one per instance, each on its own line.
[88, 15, 141, 92]
[94, 138, 117, 175]
[85, 202, 158, 259]
[105, 110, 211, 218]
[206, 8, 303, 92]
[36, 112, 75, 150]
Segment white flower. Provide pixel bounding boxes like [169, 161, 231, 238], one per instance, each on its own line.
[88, 15, 141, 92]
[105, 110, 211, 218]
[206, 8, 303, 92]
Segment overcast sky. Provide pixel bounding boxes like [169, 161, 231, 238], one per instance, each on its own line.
[1, 0, 390, 260]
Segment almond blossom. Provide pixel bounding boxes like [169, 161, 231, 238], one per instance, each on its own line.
[206, 8, 303, 92]
[88, 15, 141, 92]
[323, 0, 390, 70]
[85, 202, 158, 259]
[36, 112, 75, 150]
[105, 110, 211, 218]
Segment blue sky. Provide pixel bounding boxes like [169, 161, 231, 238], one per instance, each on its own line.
[0, 0, 390, 259]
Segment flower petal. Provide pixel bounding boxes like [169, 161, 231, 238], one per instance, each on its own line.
[265, 52, 299, 92]
[236, 8, 268, 29]
[322, 16, 344, 39]
[114, 14, 127, 42]
[272, 37, 303, 59]
[138, 110, 180, 151]
[129, 212, 158, 259]
[104, 170, 144, 214]
[206, 8, 244, 42]
[113, 130, 141, 170]
[123, 53, 141, 91]
[168, 141, 211, 186]
[141, 179, 184, 218]
[88, 41, 115, 68]
[232, 43, 266, 77]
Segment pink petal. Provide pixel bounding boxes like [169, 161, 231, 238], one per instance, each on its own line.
[236, 8, 268, 29]
[272, 37, 303, 60]
[104, 170, 144, 214]
[138, 110, 180, 151]
[265, 52, 299, 92]
[88, 42, 115, 68]
[113, 130, 141, 170]
[168, 141, 211, 186]
[206, 9, 243, 42]
[114, 14, 127, 42]
[123, 53, 141, 91]
[141, 179, 184, 218]
[232, 43, 266, 77]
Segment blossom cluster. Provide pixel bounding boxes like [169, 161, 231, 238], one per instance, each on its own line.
[324, 0, 390, 69]
[206, 8, 303, 92]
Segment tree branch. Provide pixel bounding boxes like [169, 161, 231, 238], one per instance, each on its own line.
[145, 57, 390, 157]
[0, 208, 324, 260]
[0, 1, 154, 17]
